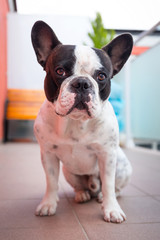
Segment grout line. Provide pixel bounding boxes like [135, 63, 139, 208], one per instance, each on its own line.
[68, 202, 90, 240]
[123, 221, 160, 225]
[149, 195, 160, 203]
[61, 185, 90, 240]
[1, 221, 160, 231]
[130, 183, 160, 203]
[0, 198, 42, 201]
[130, 183, 152, 196]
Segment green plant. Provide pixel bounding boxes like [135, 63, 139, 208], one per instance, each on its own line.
[87, 12, 115, 49]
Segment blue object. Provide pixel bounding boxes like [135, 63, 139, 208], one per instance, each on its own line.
[109, 81, 124, 132]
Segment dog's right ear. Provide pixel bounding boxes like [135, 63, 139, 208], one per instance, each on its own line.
[31, 21, 61, 68]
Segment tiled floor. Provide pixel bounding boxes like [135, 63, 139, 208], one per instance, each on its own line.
[0, 143, 160, 240]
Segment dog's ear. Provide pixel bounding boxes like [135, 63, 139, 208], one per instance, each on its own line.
[102, 34, 133, 77]
[31, 21, 61, 68]
[44, 72, 59, 102]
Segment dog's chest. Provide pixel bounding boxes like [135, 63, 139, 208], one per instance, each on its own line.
[36, 116, 105, 175]
[35, 100, 117, 175]
[55, 142, 99, 174]
[49, 121, 102, 174]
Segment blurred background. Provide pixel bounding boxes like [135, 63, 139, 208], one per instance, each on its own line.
[0, 0, 160, 150]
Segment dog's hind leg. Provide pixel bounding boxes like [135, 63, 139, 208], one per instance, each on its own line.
[63, 166, 91, 203]
[115, 147, 132, 197]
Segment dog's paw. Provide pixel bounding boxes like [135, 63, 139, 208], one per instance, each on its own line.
[102, 200, 126, 223]
[75, 190, 91, 203]
[35, 199, 57, 216]
[103, 209, 126, 223]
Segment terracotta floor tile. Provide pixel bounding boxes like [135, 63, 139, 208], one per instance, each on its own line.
[153, 196, 160, 202]
[0, 199, 75, 228]
[69, 196, 160, 224]
[69, 197, 160, 239]
[0, 143, 160, 240]
[121, 183, 146, 197]
[124, 148, 160, 171]
[0, 228, 86, 240]
[118, 196, 160, 223]
[130, 166, 160, 195]
[0, 199, 88, 239]
[124, 149, 160, 196]
[83, 223, 160, 240]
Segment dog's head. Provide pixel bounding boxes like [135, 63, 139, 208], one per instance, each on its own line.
[31, 21, 133, 120]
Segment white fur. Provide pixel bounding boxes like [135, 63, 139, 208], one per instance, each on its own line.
[55, 79, 76, 116]
[34, 46, 132, 223]
[74, 45, 102, 76]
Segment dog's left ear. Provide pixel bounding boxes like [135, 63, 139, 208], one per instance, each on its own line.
[102, 34, 133, 77]
[31, 21, 61, 68]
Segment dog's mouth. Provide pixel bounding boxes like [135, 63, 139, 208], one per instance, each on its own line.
[67, 100, 91, 117]
[55, 91, 93, 118]
[55, 101, 91, 117]
[75, 101, 87, 110]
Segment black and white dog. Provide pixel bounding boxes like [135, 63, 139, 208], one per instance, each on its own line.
[31, 21, 133, 223]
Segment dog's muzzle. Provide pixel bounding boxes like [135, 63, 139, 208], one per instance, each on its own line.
[55, 76, 100, 119]
[68, 77, 94, 114]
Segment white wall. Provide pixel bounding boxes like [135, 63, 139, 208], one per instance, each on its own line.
[7, 13, 92, 89]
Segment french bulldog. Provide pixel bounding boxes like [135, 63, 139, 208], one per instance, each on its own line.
[31, 21, 133, 223]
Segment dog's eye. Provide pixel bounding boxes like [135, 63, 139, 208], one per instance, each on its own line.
[56, 68, 66, 76]
[97, 73, 106, 81]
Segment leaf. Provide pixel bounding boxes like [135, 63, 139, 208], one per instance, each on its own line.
[86, 12, 115, 48]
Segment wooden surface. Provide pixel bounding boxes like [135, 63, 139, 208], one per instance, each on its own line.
[6, 89, 46, 120]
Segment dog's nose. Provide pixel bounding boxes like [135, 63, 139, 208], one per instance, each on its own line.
[71, 78, 92, 92]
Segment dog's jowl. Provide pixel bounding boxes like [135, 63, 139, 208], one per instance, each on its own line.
[31, 21, 133, 223]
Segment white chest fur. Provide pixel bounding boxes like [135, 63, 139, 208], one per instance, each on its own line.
[34, 100, 119, 175]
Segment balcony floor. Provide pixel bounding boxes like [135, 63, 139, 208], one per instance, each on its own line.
[0, 143, 160, 240]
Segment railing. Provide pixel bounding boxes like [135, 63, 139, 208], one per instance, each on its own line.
[134, 21, 160, 45]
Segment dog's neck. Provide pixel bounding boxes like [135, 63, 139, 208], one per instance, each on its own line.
[45, 99, 106, 138]
[45, 100, 86, 137]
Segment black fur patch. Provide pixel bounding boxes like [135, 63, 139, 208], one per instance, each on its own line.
[44, 45, 76, 102]
[92, 48, 113, 101]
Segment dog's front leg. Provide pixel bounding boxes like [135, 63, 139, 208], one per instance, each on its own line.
[98, 150, 126, 223]
[35, 151, 59, 216]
